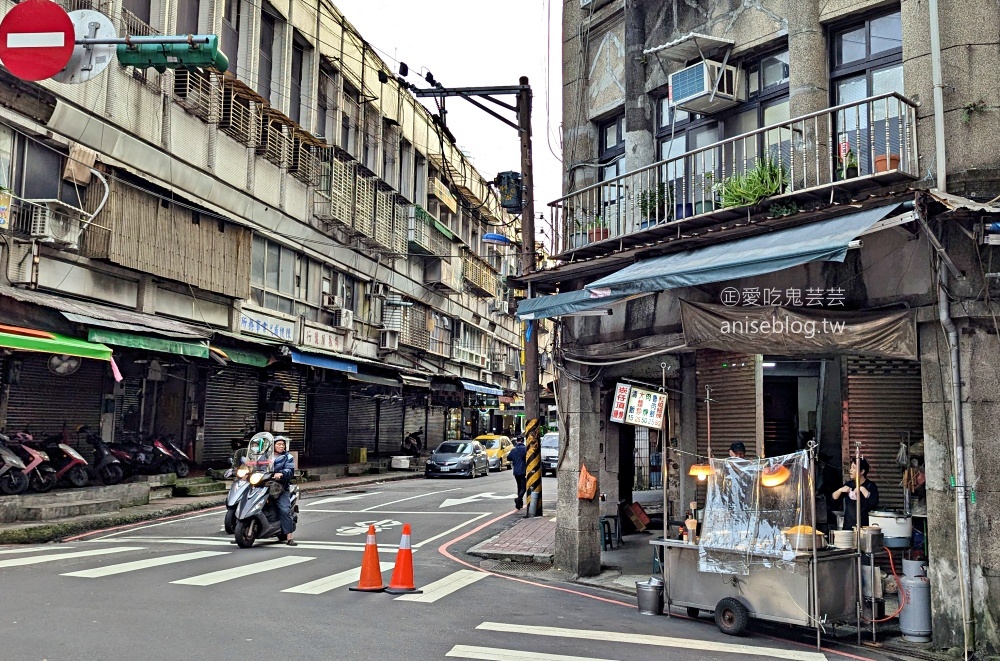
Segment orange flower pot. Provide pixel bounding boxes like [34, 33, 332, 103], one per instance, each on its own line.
[874, 154, 900, 173]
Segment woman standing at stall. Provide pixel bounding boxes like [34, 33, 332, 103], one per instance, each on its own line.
[832, 457, 879, 528]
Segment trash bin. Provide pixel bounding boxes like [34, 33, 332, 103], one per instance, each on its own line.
[636, 577, 664, 615]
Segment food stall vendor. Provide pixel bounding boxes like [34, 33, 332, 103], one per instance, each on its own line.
[832, 457, 879, 528]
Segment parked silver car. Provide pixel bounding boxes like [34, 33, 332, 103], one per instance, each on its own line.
[425, 441, 489, 478]
[541, 432, 559, 476]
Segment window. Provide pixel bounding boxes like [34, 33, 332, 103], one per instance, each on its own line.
[830, 10, 904, 176]
[257, 5, 276, 102]
[250, 236, 295, 314]
[317, 63, 338, 143]
[122, 0, 152, 26]
[399, 140, 414, 201]
[289, 33, 309, 124]
[0, 125, 15, 190]
[430, 312, 452, 356]
[595, 114, 625, 235]
[221, 0, 239, 75]
[175, 0, 199, 37]
[598, 114, 624, 162]
[414, 154, 427, 207]
[455, 322, 485, 366]
[341, 84, 361, 158]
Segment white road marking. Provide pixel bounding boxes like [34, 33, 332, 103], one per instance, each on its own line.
[282, 562, 394, 594]
[475, 622, 828, 661]
[301, 509, 485, 515]
[92, 510, 223, 539]
[394, 569, 489, 603]
[0, 546, 73, 555]
[61, 551, 228, 578]
[109, 537, 234, 547]
[306, 493, 374, 507]
[359, 488, 462, 511]
[0, 547, 142, 568]
[446, 645, 615, 661]
[412, 513, 491, 548]
[171, 555, 313, 586]
[7, 32, 65, 48]
[440, 492, 517, 508]
[103, 537, 402, 553]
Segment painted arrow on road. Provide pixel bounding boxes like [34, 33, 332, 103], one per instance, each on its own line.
[439, 492, 516, 509]
[306, 492, 374, 507]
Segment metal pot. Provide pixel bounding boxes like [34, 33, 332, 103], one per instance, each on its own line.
[869, 510, 912, 539]
[859, 526, 884, 553]
[788, 532, 827, 551]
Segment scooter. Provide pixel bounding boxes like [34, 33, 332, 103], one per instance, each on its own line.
[232, 432, 299, 548]
[109, 436, 175, 476]
[156, 435, 191, 478]
[37, 433, 90, 488]
[401, 427, 423, 457]
[223, 458, 252, 534]
[0, 434, 30, 495]
[5, 432, 59, 492]
[81, 430, 125, 486]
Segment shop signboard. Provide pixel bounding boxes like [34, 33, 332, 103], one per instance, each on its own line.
[240, 309, 296, 341]
[302, 324, 345, 353]
[609, 383, 630, 423]
[623, 386, 666, 429]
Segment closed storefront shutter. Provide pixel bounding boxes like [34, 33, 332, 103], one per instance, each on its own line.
[269, 370, 307, 453]
[5, 353, 105, 441]
[426, 406, 447, 450]
[308, 382, 349, 462]
[114, 377, 144, 440]
[379, 399, 404, 454]
[347, 393, 377, 454]
[844, 356, 922, 511]
[203, 366, 260, 463]
[403, 405, 427, 450]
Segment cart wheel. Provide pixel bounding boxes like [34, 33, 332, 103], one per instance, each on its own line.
[686, 607, 700, 619]
[714, 598, 749, 636]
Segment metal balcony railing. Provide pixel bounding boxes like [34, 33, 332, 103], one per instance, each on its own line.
[408, 205, 451, 257]
[462, 250, 500, 298]
[549, 93, 919, 256]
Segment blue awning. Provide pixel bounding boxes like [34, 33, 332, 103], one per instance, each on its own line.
[289, 348, 357, 373]
[587, 205, 901, 296]
[460, 380, 503, 396]
[515, 289, 633, 321]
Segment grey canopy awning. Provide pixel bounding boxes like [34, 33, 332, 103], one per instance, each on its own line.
[515, 289, 633, 321]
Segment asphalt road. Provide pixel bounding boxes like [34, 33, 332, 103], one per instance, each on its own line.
[0, 471, 891, 661]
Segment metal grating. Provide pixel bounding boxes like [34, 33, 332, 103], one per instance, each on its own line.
[257, 116, 292, 167]
[373, 189, 395, 251]
[391, 200, 410, 256]
[220, 86, 260, 146]
[354, 175, 376, 237]
[289, 138, 322, 186]
[173, 69, 220, 122]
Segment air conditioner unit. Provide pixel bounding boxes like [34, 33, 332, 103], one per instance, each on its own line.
[379, 329, 399, 351]
[451, 344, 461, 360]
[480, 370, 492, 384]
[331, 308, 353, 330]
[483, 360, 493, 372]
[322, 293, 344, 309]
[371, 282, 387, 298]
[28, 200, 87, 250]
[669, 60, 744, 114]
[494, 360, 507, 372]
[489, 299, 510, 315]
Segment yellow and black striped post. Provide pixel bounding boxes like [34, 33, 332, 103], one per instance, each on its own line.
[524, 417, 542, 516]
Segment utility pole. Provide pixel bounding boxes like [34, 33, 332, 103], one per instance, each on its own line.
[410, 75, 542, 517]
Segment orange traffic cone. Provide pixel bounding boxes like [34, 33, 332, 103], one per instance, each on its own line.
[385, 523, 422, 594]
[349, 524, 386, 592]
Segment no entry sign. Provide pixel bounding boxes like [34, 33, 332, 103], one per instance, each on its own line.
[0, 0, 75, 81]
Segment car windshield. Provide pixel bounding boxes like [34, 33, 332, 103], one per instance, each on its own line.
[436, 442, 469, 455]
[479, 439, 500, 449]
[541, 434, 559, 448]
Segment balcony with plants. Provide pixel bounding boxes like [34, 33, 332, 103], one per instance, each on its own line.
[408, 205, 453, 258]
[551, 92, 919, 259]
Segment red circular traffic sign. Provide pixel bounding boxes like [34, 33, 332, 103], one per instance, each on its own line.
[0, 0, 75, 81]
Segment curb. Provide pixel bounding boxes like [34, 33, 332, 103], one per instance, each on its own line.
[0, 471, 423, 545]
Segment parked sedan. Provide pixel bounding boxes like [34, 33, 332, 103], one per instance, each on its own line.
[475, 435, 513, 471]
[541, 432, 559, 476]
[425, 441, 489, 478]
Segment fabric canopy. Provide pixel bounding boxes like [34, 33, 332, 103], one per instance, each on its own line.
[586, 205, 901, 296]
[515, 289, 632, 321]
[0, 329, 112, 361]
[461, 380, 503, 396]
[400, 374, 432, 388]
[216, 346, 269, 367]
[289, 348, 357, 373]
[87, 329, 209, 358]
[348, 372, 401, 387]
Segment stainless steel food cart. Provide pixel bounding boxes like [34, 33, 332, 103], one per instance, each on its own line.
[651, 538, 859, 637]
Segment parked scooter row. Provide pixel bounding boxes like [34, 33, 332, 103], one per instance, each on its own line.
[104, 433, 190, 479]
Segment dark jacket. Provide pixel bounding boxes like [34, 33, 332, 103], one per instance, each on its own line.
[842, 478, 879, 528]
[274, 451, 295, 487]
[509, 443, 527, 476]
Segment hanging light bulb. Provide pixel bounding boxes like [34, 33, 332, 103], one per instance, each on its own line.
[761, 464, 792, 488]
[688, 463, 713, 481]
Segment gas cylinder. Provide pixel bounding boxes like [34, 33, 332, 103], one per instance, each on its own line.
[899, 575, 932, 643]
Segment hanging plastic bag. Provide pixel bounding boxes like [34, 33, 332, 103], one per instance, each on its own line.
[577, 463, 597, 500]
[896, 442, 909, 467]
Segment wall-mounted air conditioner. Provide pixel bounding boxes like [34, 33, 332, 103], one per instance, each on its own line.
[379, 329, 399, 351]
[28, 199, 87, 250]
[489, 299, 510, 315]
[370, 282, 387, 298]
[331, 309, 353, 330]
[322, 293, 344, 309]
[480, 370, 492, 384]
[669, 60, 744, 114]
[424, 257, 461, 295]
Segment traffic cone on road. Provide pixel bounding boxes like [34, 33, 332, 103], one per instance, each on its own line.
[385, 523, 422, 594]
[349, 524, 386, 592]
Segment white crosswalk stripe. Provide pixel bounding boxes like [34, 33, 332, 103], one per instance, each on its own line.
[0, 546, 74, 555]
[447, 646, 615, 661]
[394, 569, 489, 603]
[282, 562, 394, 594]
[171, 555, 314, 586]
[0, 547, 143, 568]
[61, 551, 229, 578]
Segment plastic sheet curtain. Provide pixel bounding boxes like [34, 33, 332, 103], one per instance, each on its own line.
[698, 450, 812, 575]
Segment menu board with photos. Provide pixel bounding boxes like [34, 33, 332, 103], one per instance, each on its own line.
[624, 386, 667, 429]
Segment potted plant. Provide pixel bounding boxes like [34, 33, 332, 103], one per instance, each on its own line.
[714, 153, 788, 209]
[837, 149, 859, 180]
[566, 210, 589, 249]
[874, 153, 900, 172]
[638, 182, 672, 226]
[587, 218, 610, 242]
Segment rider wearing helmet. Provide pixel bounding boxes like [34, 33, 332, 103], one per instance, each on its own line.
[272, 436, 297, 545]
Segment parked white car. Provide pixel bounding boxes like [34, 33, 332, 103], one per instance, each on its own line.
[541, 432, 559, 476]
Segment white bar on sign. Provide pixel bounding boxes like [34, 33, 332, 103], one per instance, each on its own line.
[7, 32, 66, 48]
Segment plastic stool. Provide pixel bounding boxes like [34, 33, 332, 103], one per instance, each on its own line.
[600, 515, 620, 550]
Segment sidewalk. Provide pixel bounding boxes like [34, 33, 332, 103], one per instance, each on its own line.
[0, 470, 423, 545]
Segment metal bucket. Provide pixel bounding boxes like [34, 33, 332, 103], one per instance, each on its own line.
[636, 579, 664, 615]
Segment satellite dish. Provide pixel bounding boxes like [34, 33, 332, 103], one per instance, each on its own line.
[48, 354, 83, 376]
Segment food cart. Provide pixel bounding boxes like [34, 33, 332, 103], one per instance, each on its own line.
[652, 448, 859, 645]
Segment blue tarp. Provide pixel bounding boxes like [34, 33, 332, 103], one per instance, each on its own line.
[461, 380, 504, 396]
[289, 348, 357, 373]
[586, 205, 901, 296]
[515, 289, 632, 321]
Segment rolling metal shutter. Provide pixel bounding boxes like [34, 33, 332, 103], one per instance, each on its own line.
[403, 405, 427, 451]
[203, 365, 260, 462]
[844, 356, 922, 511]
[308, 382, 349, 462]
[114, 377, 144, 441]
[426, 406, 447, 451]
[379, 399, 404, 455]
[269, 370, 307, 453]
[347, 393, 377, 454]
[5, 353, 105, 441]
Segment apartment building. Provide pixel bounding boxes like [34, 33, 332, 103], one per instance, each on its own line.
[518, 0, 1000, 653]
[0, 0, 524, 465]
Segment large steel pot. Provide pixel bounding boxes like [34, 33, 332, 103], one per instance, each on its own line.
[869, 510, 912, 539]
[788, 531, 827, 551]
[859, 526, 884, 553]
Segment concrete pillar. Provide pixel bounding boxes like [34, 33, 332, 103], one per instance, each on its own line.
[624, 1, 654, 175]
[555, 353, 603, 577]
[786, 0, 830, 186]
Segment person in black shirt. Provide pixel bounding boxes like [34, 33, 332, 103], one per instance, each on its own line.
[509, 436, 527, 510]
[832, 457, 879, 528]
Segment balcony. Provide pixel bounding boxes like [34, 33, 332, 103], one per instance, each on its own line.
[408, 205, 452, 258]
[462, 250, 501, 298]
[550, 93, 919, 259]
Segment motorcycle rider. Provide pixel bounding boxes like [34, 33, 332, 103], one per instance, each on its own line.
[272, 437, 297, 546]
